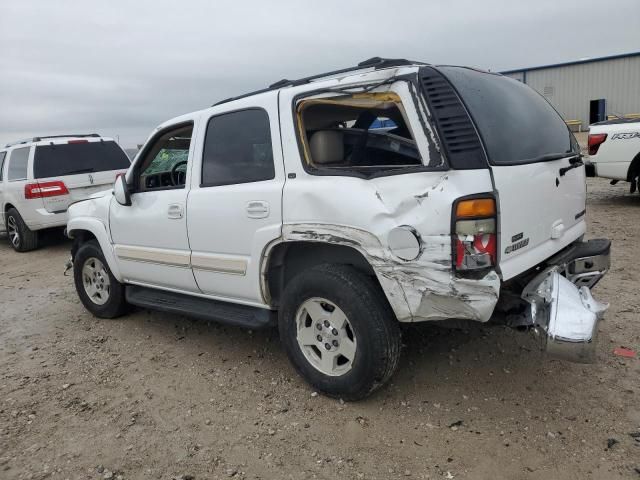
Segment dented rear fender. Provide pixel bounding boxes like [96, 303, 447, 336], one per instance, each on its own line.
[281, 222, 500, 323]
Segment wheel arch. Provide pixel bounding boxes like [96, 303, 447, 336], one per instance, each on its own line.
[2, 202, 16, 227]
[67, 217, 123, 282]
[626, 151, 640, 182]
[69, 229, 98, 258]
[263, 240, 378, 309]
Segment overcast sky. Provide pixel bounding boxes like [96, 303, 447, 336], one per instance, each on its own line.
[1, 0, 639, 148]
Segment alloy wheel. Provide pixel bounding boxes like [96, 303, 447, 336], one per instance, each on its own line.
[82, 257, 111, 306]
[7, 216, 19, 248]
[295, 297, 357, 377]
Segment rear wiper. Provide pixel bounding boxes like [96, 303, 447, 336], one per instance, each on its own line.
[559, 154, 584, 176]
[64, 168, 95, 175]
[530, 151, 576, 162]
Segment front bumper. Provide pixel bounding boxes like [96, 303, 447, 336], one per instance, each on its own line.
[521, 238, 610, 363]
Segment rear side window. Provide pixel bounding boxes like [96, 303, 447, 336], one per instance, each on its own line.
[33, 141, 130, 179]
[438, 66, 577, 165]
[297, 92, 423, 176]
[0, 152, 6, 181]
[201, 109, 274, 187]
[8, 147, 30, 181]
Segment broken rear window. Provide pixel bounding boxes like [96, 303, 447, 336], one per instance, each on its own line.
[297, 92, 423, 176]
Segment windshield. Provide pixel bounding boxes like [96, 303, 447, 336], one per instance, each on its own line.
[438, 66, 577, 165]
[34, 141, 130, 178]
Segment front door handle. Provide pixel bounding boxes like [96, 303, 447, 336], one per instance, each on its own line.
[168, 203, 184, 219]
[246, 201, 269, 219]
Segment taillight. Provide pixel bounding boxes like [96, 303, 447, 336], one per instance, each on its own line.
[67, 139, 89, 144]
[24, 181, 70, 199]
[588, 133, 607, 155]
[453, 197, 497, 271]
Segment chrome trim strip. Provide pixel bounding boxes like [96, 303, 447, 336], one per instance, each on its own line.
[114, 245, 248, 275]
[191, 253, 247, 275]
[114, 244, 191, 268]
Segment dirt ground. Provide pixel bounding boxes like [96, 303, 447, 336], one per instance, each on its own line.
[0, 176, 638, 480]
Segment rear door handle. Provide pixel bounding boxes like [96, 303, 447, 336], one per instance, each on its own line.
[168, 203, 184, 219]
[246, 201, 269, 219]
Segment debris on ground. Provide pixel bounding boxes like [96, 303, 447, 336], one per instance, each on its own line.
[613, 347, 636, 358]
[448, 420, 463, 430]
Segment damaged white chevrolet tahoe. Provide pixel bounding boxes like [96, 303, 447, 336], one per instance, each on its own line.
[66, 58, 610, 400]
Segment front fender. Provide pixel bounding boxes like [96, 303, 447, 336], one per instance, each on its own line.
[67, 216, 123, 282]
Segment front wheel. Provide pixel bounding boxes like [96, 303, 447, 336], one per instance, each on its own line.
[279, 264, 401, 401]
[73, 240, 127, 318]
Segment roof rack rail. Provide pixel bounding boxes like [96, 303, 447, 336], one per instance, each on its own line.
[4, 133, 101, 148]
[4, 138, 33, 148]
[32, 133, 101, 142]
[213, 57, 427, 107]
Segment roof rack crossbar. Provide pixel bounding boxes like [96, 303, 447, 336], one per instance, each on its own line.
[4, 133, 101, 148]
[212, 57, 427, 107]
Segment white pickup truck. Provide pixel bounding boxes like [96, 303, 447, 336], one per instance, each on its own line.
[587, 118, 640, 193]
[66, 58, 610, 400]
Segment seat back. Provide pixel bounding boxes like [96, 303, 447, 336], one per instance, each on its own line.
[309, 131, 344, 165]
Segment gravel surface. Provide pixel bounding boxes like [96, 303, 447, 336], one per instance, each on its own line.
[0, 177, 638, 480]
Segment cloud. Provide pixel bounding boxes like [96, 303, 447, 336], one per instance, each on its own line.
[1, 0, 638, 147]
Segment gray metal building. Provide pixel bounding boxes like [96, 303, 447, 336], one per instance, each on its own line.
[500, 52, 640, 130]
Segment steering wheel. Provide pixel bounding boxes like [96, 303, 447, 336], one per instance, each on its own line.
[170, 161, 188, 186]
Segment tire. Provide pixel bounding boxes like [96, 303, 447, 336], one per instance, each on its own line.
[73, 240, 127, 318]
[279, 264, 401, 401]
[5, 208, 39, 252]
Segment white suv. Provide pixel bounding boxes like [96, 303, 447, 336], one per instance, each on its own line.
[67, 58, 610, 400]
[0, 134, 130, 251]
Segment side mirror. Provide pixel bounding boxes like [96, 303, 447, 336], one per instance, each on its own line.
[113, 175, 131, 206]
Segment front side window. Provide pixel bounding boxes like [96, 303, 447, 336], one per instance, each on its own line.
[201, 109, 274, 187]
[296, 92, 423, 177]
[0, 152, 6, 181]
[7, 147, 30, 181]
[137, 124, 193, 191]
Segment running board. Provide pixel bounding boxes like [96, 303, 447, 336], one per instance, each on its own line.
[125, 285, 275, 329]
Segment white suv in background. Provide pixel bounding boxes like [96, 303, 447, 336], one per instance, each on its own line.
[0, 134, 130, 251]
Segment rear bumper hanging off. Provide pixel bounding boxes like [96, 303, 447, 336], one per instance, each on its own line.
[522, 268, 608, 364]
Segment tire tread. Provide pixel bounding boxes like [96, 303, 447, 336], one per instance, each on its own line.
[6, 208, 38, 252]
[73, 240, 127, 318]
[279, 263, 401, 400]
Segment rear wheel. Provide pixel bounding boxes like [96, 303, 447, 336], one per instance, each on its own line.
[73, 240, 127, 318]
[279, 264, 401, 401]
[5, 208, 39, 252]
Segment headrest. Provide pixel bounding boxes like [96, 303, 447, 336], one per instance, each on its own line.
[309, 130, 344, 165]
